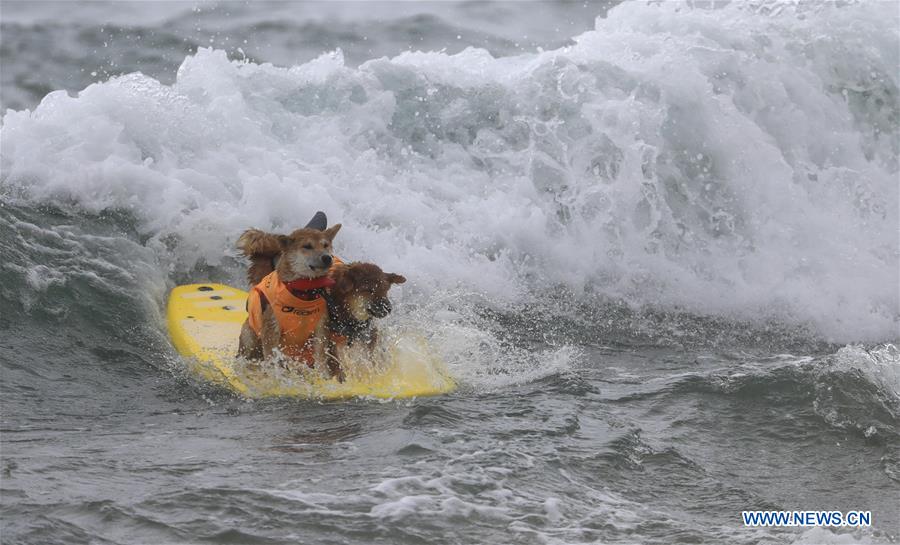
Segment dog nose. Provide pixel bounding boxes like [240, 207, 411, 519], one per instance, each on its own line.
[321, 254, 332, 267]
[370, 299, 391, 318]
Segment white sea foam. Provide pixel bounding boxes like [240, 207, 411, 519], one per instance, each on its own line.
[833, 343, 900, 402]
[265, 447, 650, 543]
[1, 1, 897, 344]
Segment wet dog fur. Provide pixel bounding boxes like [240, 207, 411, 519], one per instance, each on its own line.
[325, 263, 406, 353]
[235, 225, 341, 374]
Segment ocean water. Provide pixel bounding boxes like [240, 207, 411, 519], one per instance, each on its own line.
[1, 1, 898, 544]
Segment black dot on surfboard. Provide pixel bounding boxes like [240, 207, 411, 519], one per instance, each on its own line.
[197, 286, 213, 291]
[210, 295, 222, 300]
[187, 315, 194, 319]
[222, 306, 235, 311]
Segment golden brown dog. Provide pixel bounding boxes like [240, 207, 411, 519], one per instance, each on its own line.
[236, 224, 341, 375]
[234, 211, 407, 380]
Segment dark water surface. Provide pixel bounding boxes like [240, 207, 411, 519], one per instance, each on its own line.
[4, 309, 898, 544]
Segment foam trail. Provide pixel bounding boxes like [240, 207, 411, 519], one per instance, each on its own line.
[1, 1, 897, 343]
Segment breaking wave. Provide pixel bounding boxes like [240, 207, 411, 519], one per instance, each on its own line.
[2, 0, 898, 345]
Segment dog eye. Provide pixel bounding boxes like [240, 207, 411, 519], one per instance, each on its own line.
[323, 243, 329, 248]
[303, 244, 313, 250]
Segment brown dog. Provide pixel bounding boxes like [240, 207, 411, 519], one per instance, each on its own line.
[236, 224, 341, 375]
[325, 262, 406, 352]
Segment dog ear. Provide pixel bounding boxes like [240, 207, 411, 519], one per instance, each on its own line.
[386, 273, 406, 284]
[329, 264, 353, 295]
[237, 229, 283, 257]
[323, 223, 342, 241]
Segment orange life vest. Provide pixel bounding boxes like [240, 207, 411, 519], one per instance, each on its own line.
[247, 270, 328, 365]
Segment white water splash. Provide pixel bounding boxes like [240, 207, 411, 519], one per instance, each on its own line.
[2, 1, 897, 342]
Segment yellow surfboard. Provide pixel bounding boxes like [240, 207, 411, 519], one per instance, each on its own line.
[166, 283, 456, 400]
